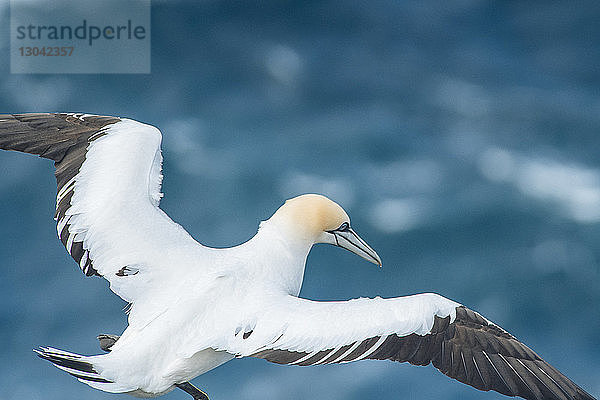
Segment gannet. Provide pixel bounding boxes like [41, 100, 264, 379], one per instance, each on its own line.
[0, 113, 595, 400]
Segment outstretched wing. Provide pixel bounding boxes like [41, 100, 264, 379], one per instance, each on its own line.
[226, 293, 593, 400]
[0, 113, 206, 306]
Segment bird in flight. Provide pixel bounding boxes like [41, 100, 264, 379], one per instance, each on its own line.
[0, 113, 595, 400]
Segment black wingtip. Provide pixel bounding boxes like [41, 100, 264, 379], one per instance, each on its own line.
[34, 346, 95, 373]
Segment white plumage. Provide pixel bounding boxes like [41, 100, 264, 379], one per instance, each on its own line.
[0, 113, 595, 400]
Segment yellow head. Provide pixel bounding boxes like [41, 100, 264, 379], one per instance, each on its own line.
[268, 194, 381, 265]
[272, 194, 349, 239]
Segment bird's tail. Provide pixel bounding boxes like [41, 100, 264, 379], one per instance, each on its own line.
[34, 346, 136, 393]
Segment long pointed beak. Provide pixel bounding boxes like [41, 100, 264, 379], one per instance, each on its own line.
[331, 228, 382, 266]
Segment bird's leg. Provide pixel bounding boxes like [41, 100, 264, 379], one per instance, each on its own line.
[175, 382, 210, 400]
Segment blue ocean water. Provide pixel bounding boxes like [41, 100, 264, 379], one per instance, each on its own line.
[0, 1, 599, 399]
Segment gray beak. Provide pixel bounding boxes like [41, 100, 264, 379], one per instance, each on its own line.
[328, 227, 382, 267]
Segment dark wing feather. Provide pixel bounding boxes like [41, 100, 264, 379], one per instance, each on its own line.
[0, 113, 121, 276]
[252, 306, 595, 400]
[370, 306, 594, 400]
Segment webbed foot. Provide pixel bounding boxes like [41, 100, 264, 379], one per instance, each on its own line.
[97, 333, 120, 352]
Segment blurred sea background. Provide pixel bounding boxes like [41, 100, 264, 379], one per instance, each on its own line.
[0, 1, 599, 399]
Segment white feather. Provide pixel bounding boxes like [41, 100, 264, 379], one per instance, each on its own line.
[15, 116, 464, 396]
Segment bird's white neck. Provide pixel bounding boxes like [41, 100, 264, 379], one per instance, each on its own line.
[247, 220, 314, 296]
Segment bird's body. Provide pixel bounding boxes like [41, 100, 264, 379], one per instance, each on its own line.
[0, 113, 595, 400]
[89, 224, 311, 396]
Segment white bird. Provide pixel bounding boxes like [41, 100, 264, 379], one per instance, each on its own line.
[0, 113, 595, 400]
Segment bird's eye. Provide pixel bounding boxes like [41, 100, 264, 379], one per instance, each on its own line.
[337, 222, 350, 232]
